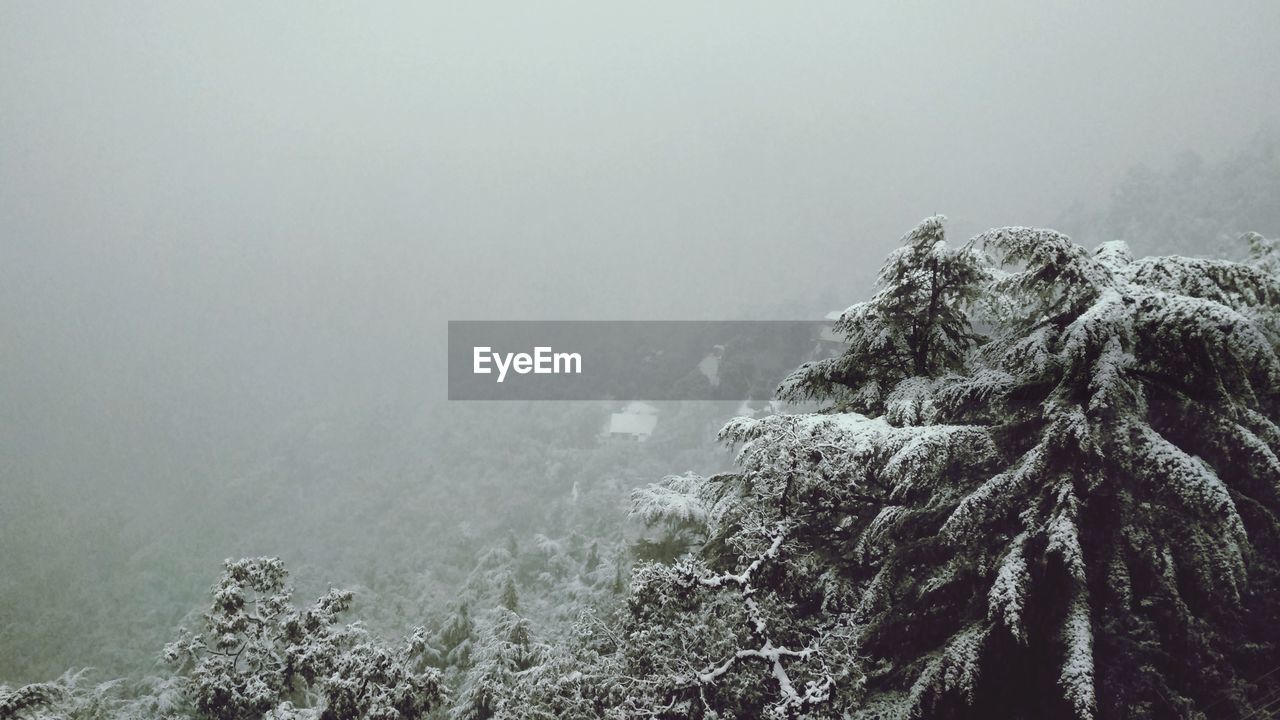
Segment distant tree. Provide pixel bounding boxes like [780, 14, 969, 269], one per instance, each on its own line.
[164, 557, 442, 720]
[500, 610, 635, 720]
[436, 602, 475, 670]
[450, 610, 543, 720]
[1247, 231, 1280, 276]
[1058, 127, 1280, 259]
[611, 558, 627, 596]
[583, 542, 601, 575]
[499, 576, 520, 613]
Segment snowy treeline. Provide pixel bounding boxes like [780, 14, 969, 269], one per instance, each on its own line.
[1058, 126, 1280, 261]
[8, 164, 1280, 720]
[5, 217, 1280, 719]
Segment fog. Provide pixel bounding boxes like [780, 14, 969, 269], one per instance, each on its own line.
[2, 0, 1279, 689]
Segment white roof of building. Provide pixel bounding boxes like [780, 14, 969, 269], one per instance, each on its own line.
[608, 412, 659, 436]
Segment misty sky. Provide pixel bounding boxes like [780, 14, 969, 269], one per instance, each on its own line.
[3, 2, 1279, 491]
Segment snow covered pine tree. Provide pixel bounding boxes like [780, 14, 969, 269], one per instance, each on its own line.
[449, 609, 544, 720]
[625, 218, 1280, 718]
[165, 557, 443, 720]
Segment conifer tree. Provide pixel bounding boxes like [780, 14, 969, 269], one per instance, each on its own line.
[612, 218, 1280, 718]
[450, 610, 544, 720]
[499, 576, 520, 613]
[778, 215, 988, 416]
[164, 557, 442, 720]
[437, 602, 475, 669]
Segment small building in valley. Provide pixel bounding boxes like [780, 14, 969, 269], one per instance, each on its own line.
[605, 401, 660, 441]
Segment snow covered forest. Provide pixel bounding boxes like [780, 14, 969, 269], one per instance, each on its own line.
[5, 5, 1280, 720]
[6, 132, 1280, 718]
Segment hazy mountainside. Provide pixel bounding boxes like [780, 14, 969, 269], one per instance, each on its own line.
[1057, 126, 1280, 260]
[2, 313, 833, 684]
[0, 400, 734, 683]
[4, 136, 1280, 718]
[5, 215, 1278, 719]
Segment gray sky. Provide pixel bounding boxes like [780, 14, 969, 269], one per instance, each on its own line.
[2, 1, 1279, 486]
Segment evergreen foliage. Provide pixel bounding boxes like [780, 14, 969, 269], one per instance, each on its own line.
[596, 218, 1280, 718]
[163, 558, 442, 720]
[9, 219, 1280, 720]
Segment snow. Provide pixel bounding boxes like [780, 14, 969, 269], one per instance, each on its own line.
[1058, 592, 1096, 720]
[629, 473, 710, 526]
[988, 533, 1030, 643]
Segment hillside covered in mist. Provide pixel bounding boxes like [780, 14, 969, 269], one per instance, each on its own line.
[5, 4, 1280, 719]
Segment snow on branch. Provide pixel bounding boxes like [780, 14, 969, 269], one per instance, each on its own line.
[629, 473, 711, 527]
[695, 521, 787, 589]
